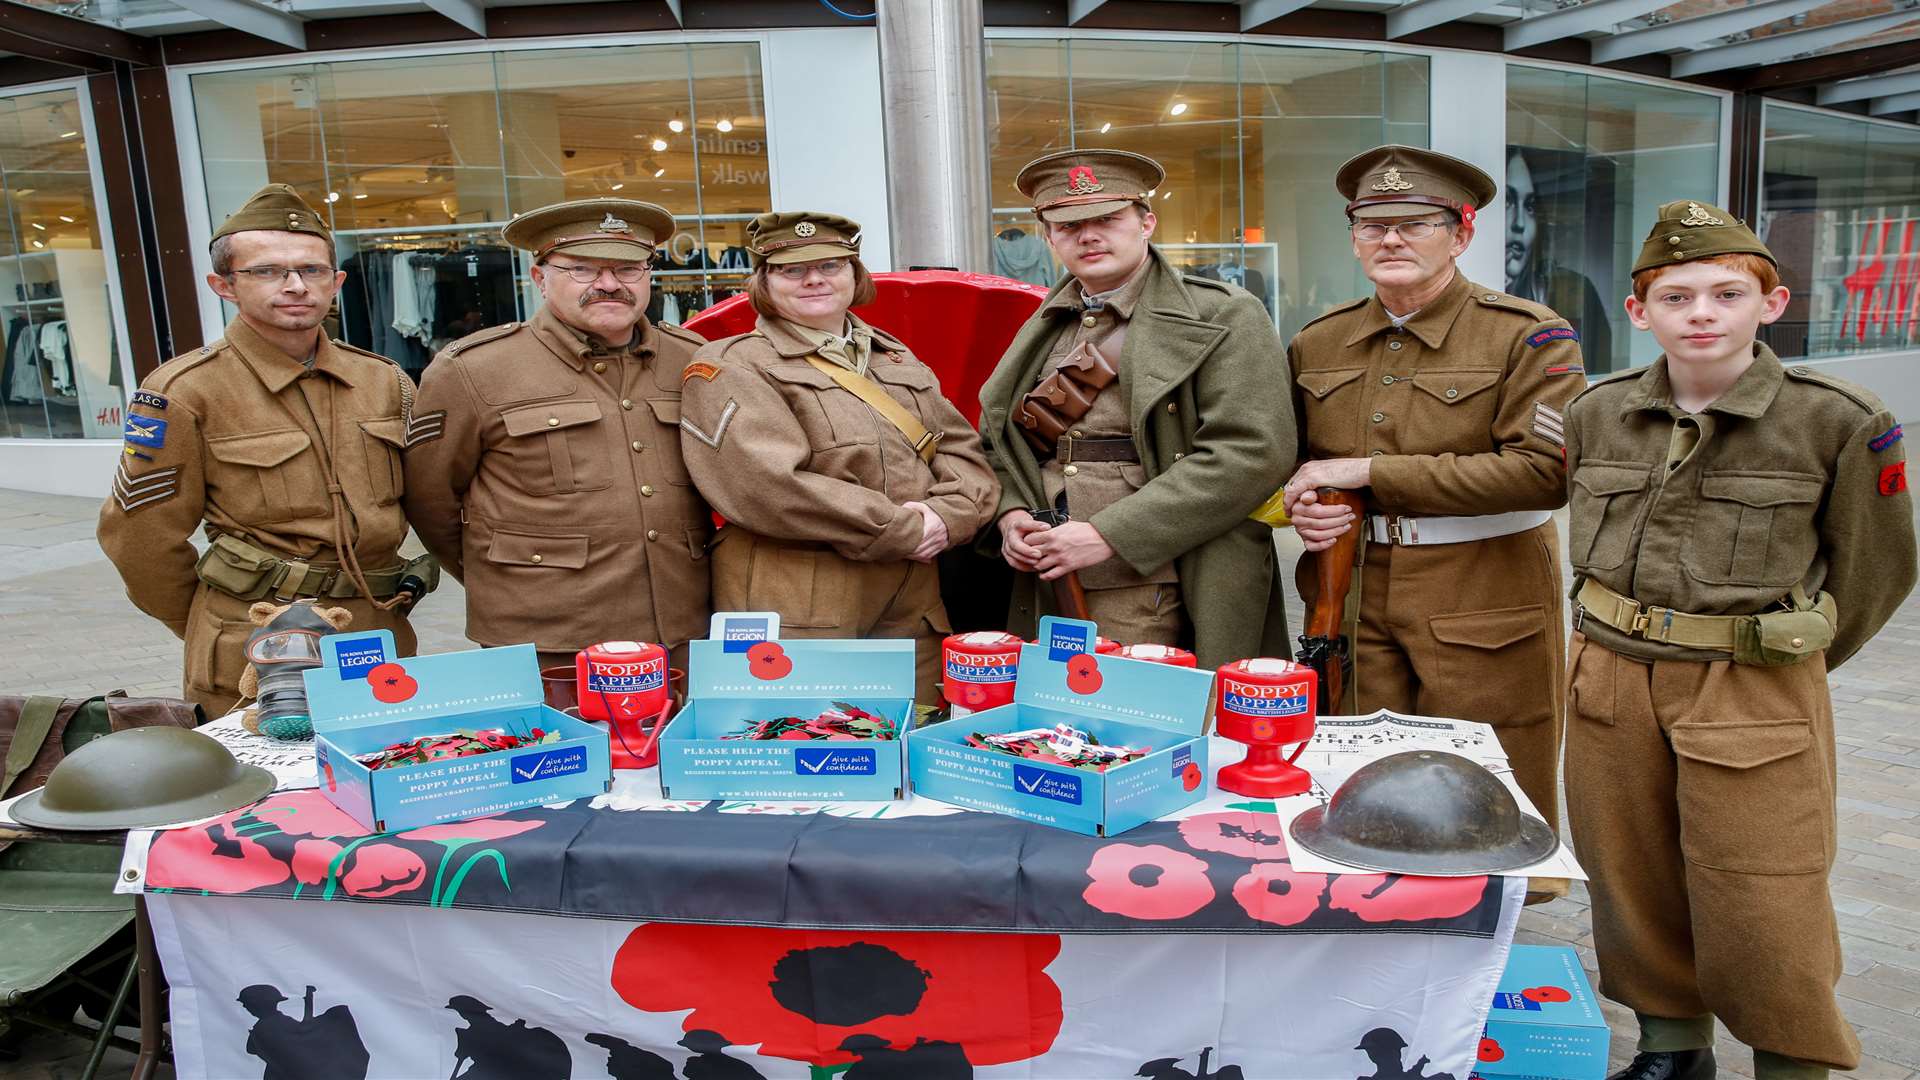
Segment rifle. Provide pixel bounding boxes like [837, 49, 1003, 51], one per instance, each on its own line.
[1294, 488, 1365, 715]
[1029, 504, 1091, 620]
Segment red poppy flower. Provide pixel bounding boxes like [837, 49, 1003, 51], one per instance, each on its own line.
[1230, 861, 1329, 926]
[340, 843, 427, 898]
[290, 838, 343, 887]
[1250, 718, 1277, 740]
[146, 820, 290, 894]
[1478, 1037, 1504, 1062]
[398, 817, 544, 842]
[1523, 985, 1571, 1003]
[1181, 762, 1202, 791]
[366, 662, 419, 703]
[961, 684, 988, 707]
[1177, 811, 1292, 860]
[1327, 871, 1487, 923]
[747, 642, 794, 680]
[610, 923, 1061, 1069]
[1082, 843, 1214, 920]
[1065, 654, 1102, 695]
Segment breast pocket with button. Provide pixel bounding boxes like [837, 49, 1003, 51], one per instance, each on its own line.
[498, 400, 612, 496]
[1685, 471, 1825, 586]
[357, 416, 407, 506]
[764, 364, 882, 485]
[1295, 368, 1367, 457]
[1407, 369, 1500, 446]
[1568, 461, 1653, 571]
[205, 428, 328, 524]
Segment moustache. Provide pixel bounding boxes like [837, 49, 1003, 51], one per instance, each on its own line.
[580, 288, 635, 307]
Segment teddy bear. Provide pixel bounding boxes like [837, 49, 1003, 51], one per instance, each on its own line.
[239, 599, 353, 739]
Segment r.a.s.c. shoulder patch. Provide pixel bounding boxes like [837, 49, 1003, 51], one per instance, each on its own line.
[131, 390, 168, 411]
[1526, 326, 1579, 348]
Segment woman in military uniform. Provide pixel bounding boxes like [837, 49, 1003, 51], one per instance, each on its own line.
[677, 212, 999, 703]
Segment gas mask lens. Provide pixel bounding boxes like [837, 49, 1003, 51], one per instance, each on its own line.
[246, 630, 324, 666]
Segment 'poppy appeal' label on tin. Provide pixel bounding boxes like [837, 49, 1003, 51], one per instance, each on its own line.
[586, 657, 666, 694]
[1220, 678, 1311, 718]
[945, 654, 1017, 684]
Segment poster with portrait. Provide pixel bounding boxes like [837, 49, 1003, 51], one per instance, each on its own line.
[1503, 145, 1620, 374]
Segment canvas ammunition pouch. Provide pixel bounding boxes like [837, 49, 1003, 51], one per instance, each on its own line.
[196, 532, 438, 603]
[1731, 585, 1837, 668]
[1015, 340, 1119, 455]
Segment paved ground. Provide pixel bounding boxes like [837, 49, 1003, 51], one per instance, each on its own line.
[4, 484, 1919, 1078]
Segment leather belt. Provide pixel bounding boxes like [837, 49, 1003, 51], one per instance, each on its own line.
[1573, 577, 1739, 649]
[1366, 508, 1551, 546]
[1058, 436, 1139, 464]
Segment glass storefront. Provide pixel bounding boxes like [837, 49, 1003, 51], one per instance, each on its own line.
[1760, 103, 1920, 362]
[985, 37, 1429, 340]
[0, 86, 124, 441]
[1505, 66, 1724, 373]
[190, 41, 770, 376]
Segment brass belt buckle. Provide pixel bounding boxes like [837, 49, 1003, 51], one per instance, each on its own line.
[1629, 608, 1651, 636]
[1386, 517, 1404, 545]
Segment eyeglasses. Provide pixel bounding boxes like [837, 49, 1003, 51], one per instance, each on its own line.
[767, 258, 850, 281]
[1349, 220, 1450, 243]
[546, 261, 651, 284]
[229, 265, 335, 284]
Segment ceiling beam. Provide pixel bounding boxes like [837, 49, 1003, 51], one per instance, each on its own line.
[1671, 9, 1920, 77]
[1591, 0, 1827, 63]
[1386, 0, 1503, 40]
[170, 0, 308, 48]
[421, 0, 485, 36]
[0, 1, 158, 67]
[1710, 35, 1920, 90]
[1816, 66, 1920, 104]
[0, 54, 84, 85]
[1241, 0, 1317, 32]
[1504, 0, 1670, 51]
[1870, 87, 1920, 114]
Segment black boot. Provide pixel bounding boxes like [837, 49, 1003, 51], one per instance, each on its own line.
[1607, 1049, 1716, 1080]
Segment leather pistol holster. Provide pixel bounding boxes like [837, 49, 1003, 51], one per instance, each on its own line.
[1014, 340, 1119, 455]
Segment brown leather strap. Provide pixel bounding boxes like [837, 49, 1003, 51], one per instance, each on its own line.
[1060, 436, 1138, 463]
[803, 356, 941, 463]
[1015, 340, 1119, 455]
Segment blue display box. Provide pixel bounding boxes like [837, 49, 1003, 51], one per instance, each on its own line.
[657, 634, 916, 801]
[907, 617, 1214, 837]
[1473, 945, 1610, 1080]
[302, 632, 611, 833]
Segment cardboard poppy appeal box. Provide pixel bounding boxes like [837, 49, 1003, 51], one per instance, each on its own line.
[657, 620, 916, 801]
[908, 617, 1213, 837]
[1472, 945, 1609, 1080]
[302, 632, 611, 832]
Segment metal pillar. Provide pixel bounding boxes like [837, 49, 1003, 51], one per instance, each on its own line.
[875, 0, 992, 274]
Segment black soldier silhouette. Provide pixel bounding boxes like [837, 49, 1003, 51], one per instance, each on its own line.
[678, 1029, 768, 1080]
[585, 1032, 677, 1080]
[1135, 1046, 1245, 1080]
[839, 1033, 972, 1078]
[445, 994, 570, 1080]
[1354, 1028, 1455, 1080]
[237, 983, 369, 1080]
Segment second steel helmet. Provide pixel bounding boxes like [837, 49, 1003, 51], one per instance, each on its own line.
[10, 726, 274, 831]
[1288, 750, 1558, 875]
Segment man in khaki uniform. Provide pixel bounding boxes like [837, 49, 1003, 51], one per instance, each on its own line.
[979, 150, 1296, 662]
[1565, 202, 1916, 1080]
[1284, 146, 1585, 837]
[98, 184, 429, 714]
[403, 199, 711, 668]
[678, 211, 997, 703]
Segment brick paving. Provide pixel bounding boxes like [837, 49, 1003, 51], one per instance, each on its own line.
[3, 486, 1919, 1077]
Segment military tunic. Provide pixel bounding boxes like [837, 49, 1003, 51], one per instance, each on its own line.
[1563, 344, 1916, 1071]
[1288, 270, 1585, 832]
[97, 319, 418, 714]
[402, 304, 712, 659]
[678, 313, 999, 703]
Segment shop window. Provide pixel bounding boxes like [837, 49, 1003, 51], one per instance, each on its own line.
[190, 42, 770, 378]
[1760, 104, 1920, 361]
[985, 37, 1430, 341]
[1506, 66, 1723, 373]
[0, 87, 124, 441]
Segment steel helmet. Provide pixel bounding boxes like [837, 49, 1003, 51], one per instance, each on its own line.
[1288, 750, 1558, 875]
[10, 726, 274, 831]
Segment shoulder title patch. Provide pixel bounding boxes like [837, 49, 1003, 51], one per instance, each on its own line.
[123, 415, 168, 449]
[132, 390, 168, 411]
[1526, 327, 1579, 348]
[682, 361, 720, 385]
[1881, 461, 1907, 496]
[1870, 424, 1903, 452]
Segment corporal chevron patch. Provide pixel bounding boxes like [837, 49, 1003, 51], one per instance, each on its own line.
[680, 400, 738, 450]
[405, 410, 447, 448]
[111, 463, 181, 513]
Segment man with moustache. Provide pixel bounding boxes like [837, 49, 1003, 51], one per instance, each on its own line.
[976, 149, 1295, 664]
[404, 198, 711, 668]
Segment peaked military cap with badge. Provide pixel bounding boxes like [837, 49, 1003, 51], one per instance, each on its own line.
[503, 198, 675, 261]
[1017, 149, 1165, 223]
[1632, 199, 1774, 274]
[1336, 145, 1497, 223]
[745, 211, 862, 266]
[212, 182, 332, 243]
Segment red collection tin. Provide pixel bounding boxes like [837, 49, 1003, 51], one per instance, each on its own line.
[1112, 643, 1198, 667]
[1211, 658, 1318, 797]
[942, 631, 1025, 711]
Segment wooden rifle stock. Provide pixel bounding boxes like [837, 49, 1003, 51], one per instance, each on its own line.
[1054, 571, 1092, 622]
[1297, 487, 1365, 714]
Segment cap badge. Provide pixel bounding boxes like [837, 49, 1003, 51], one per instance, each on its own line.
[1065, 166, 1104, 195]
[1372, 167, 1414, 193]
[795, 221, 817, 238]
[599, 213, 631, 233]
[1680, 203, 1724, 227]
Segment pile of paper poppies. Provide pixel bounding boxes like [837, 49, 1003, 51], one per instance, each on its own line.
[354, 726, 560, 771]
[722, 702, 898, 742]
[965, 722, 1149, 771]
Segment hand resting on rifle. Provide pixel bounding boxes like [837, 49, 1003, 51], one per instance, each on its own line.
[997, 509, 1050, 572]
[1282, 457, 1369, 552]
[1029, 521, 1115, 581]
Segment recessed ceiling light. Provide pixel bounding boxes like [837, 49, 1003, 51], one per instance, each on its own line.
[58, 130, 77, 138]
[716, 118, 733, 133]
[31, 240, 44, 248]
[611, 182, 624, 190]
[326, 192, 340, 203]
[1100, 122, 1111, 134]
[58, 215, 74, 222]
[29, 222, 45, 230]
[353, 193, 367, 200]
[668, 118, 685, 133]
[1162, 190, 1173, 200]
[651, 138, 668, 151]
[1169, 102, 1187, 116]
[653, 168, 665, 177]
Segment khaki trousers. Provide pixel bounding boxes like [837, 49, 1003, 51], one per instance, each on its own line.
[181, 582, 418, 718]
[1565, 632, 1857, 1071]
[1304, 523, 1565, 832]
[713, 530, 951, 705]
[1083, 581, 1186, 648]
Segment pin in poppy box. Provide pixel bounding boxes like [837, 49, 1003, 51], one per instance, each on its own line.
[303, 632, 611, 832]
[908, 617, 1214, 836]
[1472, 944, 1609, 1080]
[657, 617, 916, 801]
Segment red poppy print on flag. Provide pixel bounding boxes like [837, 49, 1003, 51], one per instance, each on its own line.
[1082, 843, 1214, 920]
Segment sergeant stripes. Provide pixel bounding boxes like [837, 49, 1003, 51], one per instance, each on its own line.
[1532, 402, 1565, 447]
[111, 463, 181, 513]
[406, 410, 447, 448]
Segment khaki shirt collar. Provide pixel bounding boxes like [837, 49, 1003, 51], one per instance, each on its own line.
[1343, 268, 1473, 349]
[1620, 342, 1784, 420]
[530, 303, 655, 371]
[1040, 255, 1152, 320]
[755, 312, 902, 359]
[225, 318, 359, 393]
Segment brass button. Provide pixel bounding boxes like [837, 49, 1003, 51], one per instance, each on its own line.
[593, 361, 607, 373]
[1069, 429, 1084, 439]
[530, 553, 542, 564]
[1388, 340, 1403, 351]
[1166, 402, 1178, 414]
[1371, 411, 1386, 423]
[1791, 637, 1805, 648]
[1445, 388, 1459, 399]
[641, 484, 655, 496]
[646, 529, 660, 541]
[1172, 451, 1185, 461]
[1370, 449, 1383, 457]
[1381, 375, 1395, 385]
[1669, 236, 1682, 246]
[1791, 366, 1810, 375]
[631, 440, 643, 452]
[1082, 314, 1097, 328]
[1483, 293, 1498, 302]
[621, 399, 633, 410]
[546, 416, 559, 427]
[1064, 464, 1080, 477]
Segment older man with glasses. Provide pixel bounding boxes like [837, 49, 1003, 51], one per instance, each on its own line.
[1281, 147, 1587, 877]
[403, 198, 712, 671]
[98, 183, 435, 714]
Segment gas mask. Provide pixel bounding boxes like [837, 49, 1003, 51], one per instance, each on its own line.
[245, 601, 337, 740]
